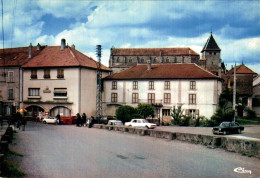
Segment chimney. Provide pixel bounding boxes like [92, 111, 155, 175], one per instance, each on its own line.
[147, 57, 152, 70]
[71, 44, 75, 49]
[29, 43, 32, 58]
[37, 43, 41, 50]
[61, 39, 66, 50]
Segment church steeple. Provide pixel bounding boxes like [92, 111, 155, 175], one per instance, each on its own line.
[201, 33, 221, 53]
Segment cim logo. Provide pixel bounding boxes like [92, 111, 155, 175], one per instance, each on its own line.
[234, 167, 252, 174]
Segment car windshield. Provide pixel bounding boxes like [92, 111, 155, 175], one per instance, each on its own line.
[220, 122, 229, 127]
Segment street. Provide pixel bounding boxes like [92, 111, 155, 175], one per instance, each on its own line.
[10, 122, 260, 178]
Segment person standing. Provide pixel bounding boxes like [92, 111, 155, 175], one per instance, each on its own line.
[21, 117, 27, 131]
[56, 114, 61, 125]
[76, 113, 81, 127]
[82, 113, 87, 127]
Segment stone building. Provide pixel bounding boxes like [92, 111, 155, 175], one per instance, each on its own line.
[109, 47, 200, 73]
[103, 63, 222, 122]
[222, 64, 257, 109]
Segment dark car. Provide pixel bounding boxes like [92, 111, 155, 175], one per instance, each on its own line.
[212, 122, 244, 135]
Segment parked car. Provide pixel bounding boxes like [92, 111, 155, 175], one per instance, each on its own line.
[100, 116, 116, 124]
[212, 122, 244, 135]
[125, 119, 156, 129]
[107, 120, 123, 126]
[42, 116, 58, 124]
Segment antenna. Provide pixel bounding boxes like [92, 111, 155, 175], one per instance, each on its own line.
[96, 45, 102, 122]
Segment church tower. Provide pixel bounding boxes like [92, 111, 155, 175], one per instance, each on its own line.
[201, 32, 221, 76]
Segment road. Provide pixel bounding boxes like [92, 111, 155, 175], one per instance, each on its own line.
[10, 122, 260, 178]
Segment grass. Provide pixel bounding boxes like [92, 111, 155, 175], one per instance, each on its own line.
[0, 160, 26, 177]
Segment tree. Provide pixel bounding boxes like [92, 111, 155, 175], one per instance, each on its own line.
[171, 105, 184, 125]
[115, 105, 137, 123]
[137, 103, 155, 118]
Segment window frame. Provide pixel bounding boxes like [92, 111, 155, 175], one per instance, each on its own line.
[189, 94, 196, 104]
[164, 93, 171, 104]
[133, 81, 138, 90]
[164, 81, 170, 90]
[28, 88, 40, 97]
[57, 68, 64, 79]
[112, 81, 117, 90]
[149, 81, 154, 90]
[132, 93, 139, 103]
[31, 69, 37, 79]
[8, 88, 14, 100]
[148, 93, 155, 104]
[44, 69, 50, 79]
[8, 71, 14, 82]
[190, 81, 196, 90]
[111, 93, 118, 103]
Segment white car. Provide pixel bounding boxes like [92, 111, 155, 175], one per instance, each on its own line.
[125, 119, 156, 129]
[42, 116, 58, 124]
[107, 120, 123, 126]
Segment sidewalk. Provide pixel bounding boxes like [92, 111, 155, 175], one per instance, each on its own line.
[154, 125, 260, 140]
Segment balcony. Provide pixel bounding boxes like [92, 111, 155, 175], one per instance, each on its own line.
[138, 99, 163, 107]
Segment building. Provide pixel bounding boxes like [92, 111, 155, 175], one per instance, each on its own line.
[103, 63, 222, 123]
[199, 32, 223, 77]
[222, 64, 257, 109]
[0, 46, 41, 116]
[109, 47, 200, 73]
[21, 39, 111, 118]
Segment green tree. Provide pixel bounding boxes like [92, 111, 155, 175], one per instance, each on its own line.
[115, 105, 137, 123]
[137, 103, 155, 118]
[171, 105, 184, 125]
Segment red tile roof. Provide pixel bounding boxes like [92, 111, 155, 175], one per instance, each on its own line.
[227, 64, 257, 75]
[111, 47, 199, 56]
[0, 47, 41, 67]
[22, 46, 111, 71]
[104, 63, 220, 80]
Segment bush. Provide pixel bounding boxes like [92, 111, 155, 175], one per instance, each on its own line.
[244, 107, 257, 119]
[137, 103, 155, 118]
[201, 119, 216, 127]
[115, 105, 137, 123]
[180, 115, 191, 126]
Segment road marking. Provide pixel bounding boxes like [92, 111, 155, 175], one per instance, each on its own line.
[234, 167, 252, 174]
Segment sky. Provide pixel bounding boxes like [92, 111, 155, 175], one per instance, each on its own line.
[1, 0, 260, 74]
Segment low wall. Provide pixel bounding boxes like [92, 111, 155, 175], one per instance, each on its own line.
[93, 124, 260, 158]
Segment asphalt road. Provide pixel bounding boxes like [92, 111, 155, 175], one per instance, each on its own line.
[10, 122, 260, 178]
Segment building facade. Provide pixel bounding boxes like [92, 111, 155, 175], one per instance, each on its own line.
[103, 63, 222, 122]
[0, 46, 41, 116]
[21, 39, 111, 118]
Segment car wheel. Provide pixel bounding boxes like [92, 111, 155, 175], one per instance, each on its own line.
[237, 129, 241, 134]
[212, 130, 216, 134]
[43, 121, 47, 124]
[223, 131, 227, 135]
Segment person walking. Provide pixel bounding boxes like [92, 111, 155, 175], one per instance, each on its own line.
[76, 113, 81, 127]
[56, 114, 61, 125]
[82, 113, 87, 127]
[21, 117, 27, 131]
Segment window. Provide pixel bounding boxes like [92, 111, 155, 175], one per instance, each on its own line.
[112, 81, 117, 90]
[31, 69, 37, 79]
[132, 93, 139, 103]
[149, 81, 154, 90]
[8, 89, 14, 100]
[164, 81, 170, 90]
[44, 69, 50, 79]
[28, 88, 40, 96]
[133, 81, 138, 90]
[111, 93, 118, 102]
[148, 93, 155, 104]
[189, 94, 196, 104]
[164, 93, 171, 104]
[54, 88, 67, 97]
[190, 81, 196, 90]
[162, 109, 171, 116]
[8, 71, 14, 82]
[166, 57, 169, 63]
[187, 109, 199, 119]
[57, 69, 64, 78]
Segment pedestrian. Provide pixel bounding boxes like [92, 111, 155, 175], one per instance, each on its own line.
[82, 113, 87, 127]
[17, 112, 22, 130]
[76, 113, 81, 127]
[56, 114, 61, 125]
[21, 117, 27, 131]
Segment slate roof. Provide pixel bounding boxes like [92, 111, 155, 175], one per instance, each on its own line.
[227, 64, 257, 75]
[22, 46, 111, 71]
[111, 47, 199, 56]
[104, 63, 220, 80]
[201, 33, 221, 52]
[0, 47, 41, 67]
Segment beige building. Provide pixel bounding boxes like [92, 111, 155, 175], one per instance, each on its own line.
[103, 63, 222, 123]
[21, 39, 111, 118]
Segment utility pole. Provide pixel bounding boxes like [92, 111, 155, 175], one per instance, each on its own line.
[233, 63, 236, 122]
[96, 45, 102, 123]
